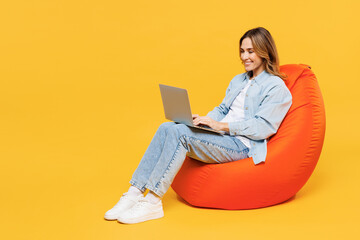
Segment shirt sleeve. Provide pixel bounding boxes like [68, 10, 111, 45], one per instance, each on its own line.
[206, 81, 232, 121]
[228, 84, 292, 140]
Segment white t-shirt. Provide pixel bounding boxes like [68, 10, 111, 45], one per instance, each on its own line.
[220, 80, 252, 148]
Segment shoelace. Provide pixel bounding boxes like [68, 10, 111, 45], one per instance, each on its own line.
[113, 193, 131, 208]
[129, 198, 149, 212]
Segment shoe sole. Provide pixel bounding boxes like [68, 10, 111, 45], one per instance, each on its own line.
[117, 211, 164, 224]
[104, 212, 125, 221]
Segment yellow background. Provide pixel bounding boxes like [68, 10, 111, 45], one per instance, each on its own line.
[1, 0, 359, 239]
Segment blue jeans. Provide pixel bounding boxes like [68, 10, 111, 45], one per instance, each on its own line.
[130, 122, 249, 197]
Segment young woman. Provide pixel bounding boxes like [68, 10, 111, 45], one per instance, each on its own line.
[105, 27, 292, 224]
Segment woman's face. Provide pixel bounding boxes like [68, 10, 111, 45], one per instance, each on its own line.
[240, 37, 265, 77]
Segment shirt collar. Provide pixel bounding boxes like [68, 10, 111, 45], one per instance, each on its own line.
[243, 70, 270, 83]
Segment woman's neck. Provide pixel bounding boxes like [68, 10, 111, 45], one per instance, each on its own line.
[250, 63, 266, 80]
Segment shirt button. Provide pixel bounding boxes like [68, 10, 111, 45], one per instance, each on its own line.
[245, 107, 248, 110]
[246, 94, 248, 97]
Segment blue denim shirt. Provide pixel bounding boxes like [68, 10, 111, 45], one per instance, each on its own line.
[207, 70, 292, 164]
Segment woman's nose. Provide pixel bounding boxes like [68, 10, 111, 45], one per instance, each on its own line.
[241, 52, 249, 60]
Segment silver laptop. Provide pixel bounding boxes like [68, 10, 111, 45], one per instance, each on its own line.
[159, 84, 224, 134]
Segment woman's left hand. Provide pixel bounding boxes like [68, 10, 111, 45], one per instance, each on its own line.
[193, 116, 228, 132]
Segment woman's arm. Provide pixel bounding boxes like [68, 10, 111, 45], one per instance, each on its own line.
[206, 80, 233, 121]
[228, 84, 292, 140]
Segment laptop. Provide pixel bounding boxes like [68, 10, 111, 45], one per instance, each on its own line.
[159, 84, 224, 134]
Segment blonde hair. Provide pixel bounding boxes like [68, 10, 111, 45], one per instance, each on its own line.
[240, 27, 286, 80]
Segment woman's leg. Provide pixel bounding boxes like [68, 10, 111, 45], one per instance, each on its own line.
[105, 122, 175, 221]
[117, 123, 249, 224]
[129, 122, 177, 192]
[131, 123, 249, 198]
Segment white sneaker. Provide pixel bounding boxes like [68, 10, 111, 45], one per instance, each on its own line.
[104, 193, 144, 220]
[117, 198, 164, 224]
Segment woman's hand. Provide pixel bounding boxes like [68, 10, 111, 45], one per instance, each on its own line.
[192, 115, 229, 132]
[192, 114, 199, 119]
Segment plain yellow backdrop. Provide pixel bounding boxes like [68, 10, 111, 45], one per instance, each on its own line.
[1, 0, 359, 239]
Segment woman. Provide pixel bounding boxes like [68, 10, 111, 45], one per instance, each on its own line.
[105, 27, 292, 224]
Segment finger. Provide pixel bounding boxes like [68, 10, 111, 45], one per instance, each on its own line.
[198, 120, 210, 127]
[192, 114, 199, 119]
[194, 118, 204, 126]
[193, 116, 202, 124]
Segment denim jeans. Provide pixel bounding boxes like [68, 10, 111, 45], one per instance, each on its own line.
[130, 122, 249, 197]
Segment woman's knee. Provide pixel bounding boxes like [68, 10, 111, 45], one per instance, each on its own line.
[157, 123, 192, 138]
[167, 123, 191, 136]
[157, 122, 176, 133]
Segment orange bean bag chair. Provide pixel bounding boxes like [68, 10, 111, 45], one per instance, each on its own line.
[171, 64, 326, 209]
